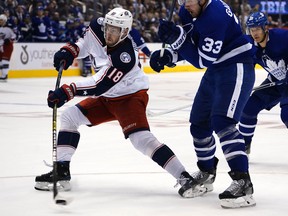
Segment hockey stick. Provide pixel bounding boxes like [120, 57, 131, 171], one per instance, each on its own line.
[146, 104, 191, 117]
[160, 0, 177, 58]
[52, 61, 72, 205]
[252, 80, 285, 91]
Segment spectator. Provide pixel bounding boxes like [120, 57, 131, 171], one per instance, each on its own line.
[1, 0, 286, 44]
[50, 11, 61, 42]
[18, 13, 32, 42]
[252, 3, 260, 13]
[14, 4, 26, 23]
[267, 15, 279, 28]
[31, 6, 53, 42]
[55, 24, 66, 42]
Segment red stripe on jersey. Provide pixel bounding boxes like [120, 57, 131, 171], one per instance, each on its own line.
[88, 26, 104, 46]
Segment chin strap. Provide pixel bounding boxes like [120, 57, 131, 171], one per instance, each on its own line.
[259, 30, 268, 44]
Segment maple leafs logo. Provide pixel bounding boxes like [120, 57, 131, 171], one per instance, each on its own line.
[262, 56, 287, 80]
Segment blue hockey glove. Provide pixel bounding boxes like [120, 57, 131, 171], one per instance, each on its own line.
[54, 43, 79, 71]
[158, 19, 186, 50]
[47, 84, 75, 108]
[149, 49, 176, 73]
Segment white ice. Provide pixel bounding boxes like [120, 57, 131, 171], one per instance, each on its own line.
[0, 70, 287, 216]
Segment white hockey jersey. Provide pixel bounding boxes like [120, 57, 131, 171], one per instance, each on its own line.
[72, 17, 149, 98]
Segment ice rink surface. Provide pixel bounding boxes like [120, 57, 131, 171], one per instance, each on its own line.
[0, 70, 287, 216]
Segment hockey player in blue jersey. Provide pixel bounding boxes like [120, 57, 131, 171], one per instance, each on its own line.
[239, 12, 288, 155]
[150, 0, 256, 208]
[34, 7, 204, 199]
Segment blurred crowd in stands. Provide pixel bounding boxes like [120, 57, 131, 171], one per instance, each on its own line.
[0, 0, 287, 43]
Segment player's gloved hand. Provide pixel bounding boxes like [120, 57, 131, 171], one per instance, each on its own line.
[4, 38, 10, 45]
[47, 84, 75, 108]
[158, 19, 186, 50]
[149, 49, 176, 73]
[54, 43, 79, 71]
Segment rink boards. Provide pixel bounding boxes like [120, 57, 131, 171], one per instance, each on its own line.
[8, 43, 261, 78]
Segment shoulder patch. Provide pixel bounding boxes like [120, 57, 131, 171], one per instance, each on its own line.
[97, 17, 104, 25]
[120, 52, 131, 63]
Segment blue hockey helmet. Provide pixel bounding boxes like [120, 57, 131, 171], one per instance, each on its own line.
[246, 12, 268, 28]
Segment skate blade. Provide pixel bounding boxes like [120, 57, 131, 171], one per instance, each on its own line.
[181, 185, 207, 198]
[202, 183, 214, 192]
[220, 195, 256, 208]
[34, 181, 71, 192]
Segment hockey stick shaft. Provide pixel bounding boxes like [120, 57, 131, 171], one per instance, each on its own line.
[160, 0, 177, 57]
[52, 62, 64, 200]
[147, 104, 192, 117]
[252, 80, 284, 91]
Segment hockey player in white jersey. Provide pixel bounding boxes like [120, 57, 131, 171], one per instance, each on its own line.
[34, 8, 205, 198]
[239, 12, 288, 154]
[0, 14, 16, 81]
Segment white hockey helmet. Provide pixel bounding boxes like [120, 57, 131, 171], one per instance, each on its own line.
[0, 14, 7, 23]
[104, 7, 133, 45]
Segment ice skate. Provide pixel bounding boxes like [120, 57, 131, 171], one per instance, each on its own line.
[34, 161, 71, 191]
[245, 142, 251, 155]
[191, 170, 216, 192]
[0, 75, 7, 82]
[177, 171, 207, 198]
[191, 157, 218, 192]
[219, 171, 256, 208]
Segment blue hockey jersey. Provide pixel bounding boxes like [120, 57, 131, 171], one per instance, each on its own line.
[250, 28, 288, 81]
[177, 0, 254, 69]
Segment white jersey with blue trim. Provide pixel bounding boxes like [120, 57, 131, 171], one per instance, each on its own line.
[252, 28, 288, 81]
[73, 17, 149, 98]
[178, 0, 253, 69]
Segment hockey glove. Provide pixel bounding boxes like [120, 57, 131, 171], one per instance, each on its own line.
[149, 49, 176, 73]
[54, 43, 80, 71]
[158, 19, 186, 50]
[47, 84, 75, 108]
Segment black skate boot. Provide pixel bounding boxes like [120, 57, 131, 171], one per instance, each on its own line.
[191, 157, 219, 192]
[245, 142, 251, 155]
[34, 161, 71, 191]
[219, 171, 256, 208]
[177, 171, 207, 198]
[0, 75, 8, 82]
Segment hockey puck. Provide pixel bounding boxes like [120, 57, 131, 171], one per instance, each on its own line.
[55, 199, 68, 205]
